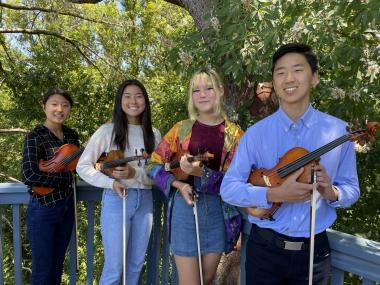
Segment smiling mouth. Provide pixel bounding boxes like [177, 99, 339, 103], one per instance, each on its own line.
[284, 87, 297, 94]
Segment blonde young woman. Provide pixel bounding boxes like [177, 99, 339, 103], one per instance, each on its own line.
[147, 68, 243, 285]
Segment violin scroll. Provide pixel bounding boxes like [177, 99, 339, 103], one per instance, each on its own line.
[348, 121, 380, 145]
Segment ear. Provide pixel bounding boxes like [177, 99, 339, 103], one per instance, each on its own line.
[312, 72, 320, 87]
[219, 86, 224, 97]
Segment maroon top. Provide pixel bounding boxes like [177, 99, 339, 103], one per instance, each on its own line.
[189, 120, 225, 171]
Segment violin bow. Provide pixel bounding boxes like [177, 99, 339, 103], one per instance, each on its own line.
[192, 190, 204, 285]
[72, 172, 79, 273]
[122, 186, 127, 285]
[308, 169, 317, 285]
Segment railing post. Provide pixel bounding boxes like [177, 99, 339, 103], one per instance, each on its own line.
[145, 188, 164, 285]
[69, 225, 77, 285]
[330, 267, 344, 285]
[12, 205, 23, 285]
[160, 199, 170, 285]
[86, 200, 96, 285]
[0, 206, 3, 285]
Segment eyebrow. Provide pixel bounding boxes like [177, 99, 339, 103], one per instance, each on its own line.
[49, 100, 69, 103]
[274, 63, 305, 71]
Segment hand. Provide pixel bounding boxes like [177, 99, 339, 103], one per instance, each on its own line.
[112, 164, 136, 180]
[267, 168, 312, 203]
[178, 183, 194, 206]
[112, 180, 128, 198]
[179, 154, 202, 176]
[312, 164, 338, 201]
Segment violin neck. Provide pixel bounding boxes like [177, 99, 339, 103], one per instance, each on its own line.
[278, 133, 352, 178]
[102, 155, 145, 169]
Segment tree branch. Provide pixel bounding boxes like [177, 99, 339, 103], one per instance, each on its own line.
[0, 28, 121, 76]
[0, 128, 29, 134]
[0, 2, 124, 27]
[67, 0, 103, 3]
[163, 0, 185, 8]
[0, 38, 15, 67]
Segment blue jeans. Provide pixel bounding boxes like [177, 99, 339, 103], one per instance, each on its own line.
[26, 195, 74, 285]
[99, 188, 153, 285]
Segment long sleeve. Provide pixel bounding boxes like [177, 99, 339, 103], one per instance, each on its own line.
[76, 124, 115, 189]
[146, 123, 180, 197]
[22, 129, 74, 188]
[221, 130, 272, 208]
[328, 139, 360, 208]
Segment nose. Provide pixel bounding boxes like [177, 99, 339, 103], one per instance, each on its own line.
[56, 104, 63, 111]
[199, 89, 208, 96]
[285, 71, 295, 82]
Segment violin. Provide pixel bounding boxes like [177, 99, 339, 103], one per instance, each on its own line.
[33, 148, 149, 195]
[32, 143, 83, 195]
[39, 143, 84, 173]
[247, 121, 380, 220]
[165, 151, 214, 181]
[95, 149, 149, 178]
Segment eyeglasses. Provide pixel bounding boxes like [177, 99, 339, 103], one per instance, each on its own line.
[192, 87, 214, 96]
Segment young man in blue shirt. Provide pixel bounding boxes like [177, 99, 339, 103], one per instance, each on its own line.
[221, 43, 360, 284]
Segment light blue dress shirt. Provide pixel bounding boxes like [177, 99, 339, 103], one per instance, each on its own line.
[221, 105, 360, 237]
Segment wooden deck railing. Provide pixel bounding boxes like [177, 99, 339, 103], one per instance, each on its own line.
[1, 182, 379, 285]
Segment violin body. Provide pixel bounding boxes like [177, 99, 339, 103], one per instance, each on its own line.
[39, 143, 82, 173]
[249, 147, 316, 187]
[165, 152, 214, 181]
[33, 143, 82, 196]
[96, 150, 124, 177]
[248, 147, 318, 219]
[32, 186, 55, 195]
[95, 149, 148, 178]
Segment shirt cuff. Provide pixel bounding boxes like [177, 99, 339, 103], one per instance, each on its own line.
[248, 185, 272, 208]
[328, 185, 341, 208]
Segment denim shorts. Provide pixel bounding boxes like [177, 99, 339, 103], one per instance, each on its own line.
[170, 191, 225, 256]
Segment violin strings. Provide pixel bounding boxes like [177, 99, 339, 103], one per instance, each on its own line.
[60, 148, 83, 166]
[102, 155, 144, 169]
[277, 134, 349, 177]
[278, 135, 348, 177]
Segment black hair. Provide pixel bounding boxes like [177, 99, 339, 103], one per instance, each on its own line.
[271, 43, 318, 75]
[112, 79, 155, 154]
[43, 87, 73, 107]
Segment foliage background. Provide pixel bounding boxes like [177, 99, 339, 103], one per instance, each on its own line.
[0, 0, 379, 284]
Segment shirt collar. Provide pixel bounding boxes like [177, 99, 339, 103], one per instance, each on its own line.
[277, 105, 316, 132]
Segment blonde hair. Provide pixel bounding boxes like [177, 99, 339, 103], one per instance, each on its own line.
[188, 68, 227, 120]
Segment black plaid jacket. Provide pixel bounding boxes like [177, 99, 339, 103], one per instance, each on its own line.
[21, 124, 80, 206]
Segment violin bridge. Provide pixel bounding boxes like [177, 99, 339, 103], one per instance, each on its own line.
[263, 175, 272, 187]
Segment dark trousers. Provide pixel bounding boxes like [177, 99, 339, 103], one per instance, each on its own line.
[245, 224, 331, 285]
[26, 195, 74, 285]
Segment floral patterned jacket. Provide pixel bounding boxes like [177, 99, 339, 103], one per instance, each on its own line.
[146, 119, 244, 253]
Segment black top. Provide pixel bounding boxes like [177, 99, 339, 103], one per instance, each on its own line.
[21, 124, 80, 206]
